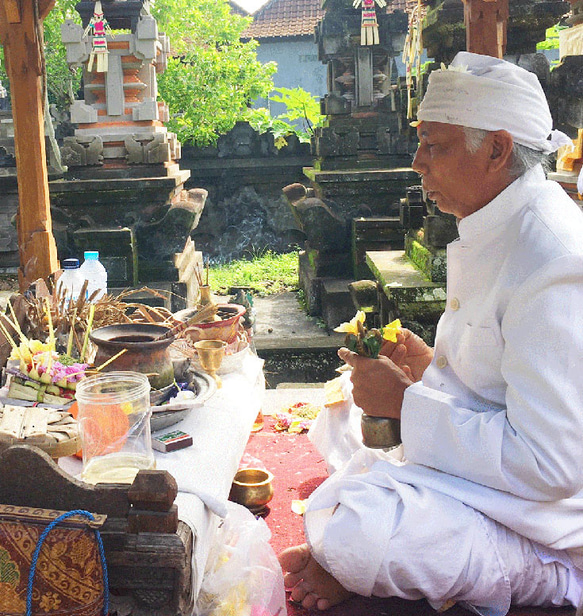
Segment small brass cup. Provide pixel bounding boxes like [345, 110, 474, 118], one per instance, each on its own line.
[229, 468, 274, 514]
[194, 339, 226, 388]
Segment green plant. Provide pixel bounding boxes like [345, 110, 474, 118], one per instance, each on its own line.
[245, 86, 326, 147]
[208, 250, 299, 296]
[536, 24, 565, 51]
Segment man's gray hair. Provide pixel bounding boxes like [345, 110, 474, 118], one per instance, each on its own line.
[463, 127, 549, 179]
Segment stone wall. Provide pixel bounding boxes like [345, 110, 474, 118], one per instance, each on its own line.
[182, 122, 312, 263]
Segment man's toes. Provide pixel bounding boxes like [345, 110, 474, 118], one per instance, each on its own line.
[279, 544, 311, 573]
[317, 597, 332, 610]
[289, 582, 309, 604]
[301, 592, 318, 610]
[283, 570, 304, 589]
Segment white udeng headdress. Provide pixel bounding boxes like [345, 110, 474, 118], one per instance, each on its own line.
[416, 52, 572, 155]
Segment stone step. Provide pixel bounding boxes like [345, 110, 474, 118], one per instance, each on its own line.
[320, 278, 356, 330]
[251, 292, 344, 388]
[365, 249, 446, 343]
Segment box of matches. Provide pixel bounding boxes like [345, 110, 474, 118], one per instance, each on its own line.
[152, 430, 193, 453]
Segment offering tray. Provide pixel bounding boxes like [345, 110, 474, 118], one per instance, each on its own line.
[0, 405, 80, 458]
[151, 368, 216, 432]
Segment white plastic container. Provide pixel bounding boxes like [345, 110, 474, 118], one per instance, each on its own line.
[79, 250, 108, 300]
[58, 258, 84, 304]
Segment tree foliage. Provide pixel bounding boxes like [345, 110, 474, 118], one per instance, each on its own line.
[245, 86, 325, 147]
[152, 0, 276, 146]
[1, 0, 275, 147]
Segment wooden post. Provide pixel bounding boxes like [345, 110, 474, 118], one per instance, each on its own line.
[0, 0, 59, 291]
[462, 0, 509, 58]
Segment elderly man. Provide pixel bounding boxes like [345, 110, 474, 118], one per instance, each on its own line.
[279, 52, 583, 614]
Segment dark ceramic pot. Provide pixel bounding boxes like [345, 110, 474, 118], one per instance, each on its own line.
[90, 324, 175, 390]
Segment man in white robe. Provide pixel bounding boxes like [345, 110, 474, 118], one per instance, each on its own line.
[279, 52, 583, 615]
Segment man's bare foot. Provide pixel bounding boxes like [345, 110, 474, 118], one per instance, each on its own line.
[278, 543, 354, 610]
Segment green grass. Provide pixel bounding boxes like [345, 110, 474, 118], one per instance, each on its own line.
[208, 250, 299, 296]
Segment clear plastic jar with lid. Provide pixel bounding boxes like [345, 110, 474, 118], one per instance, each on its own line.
[76, 371, 155, 485]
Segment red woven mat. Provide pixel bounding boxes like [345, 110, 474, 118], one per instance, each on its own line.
[242, 415, 574, 616]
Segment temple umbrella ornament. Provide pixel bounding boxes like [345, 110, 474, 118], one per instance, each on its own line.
[0, 0, 59, 290]
[353, 0, 387, 45]
[84, 1, 113, 73]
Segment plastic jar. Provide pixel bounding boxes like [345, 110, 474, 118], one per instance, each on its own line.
[79, 250, 108, 301]
[59, 258, 84, 304]
[76, 371, 155, 484]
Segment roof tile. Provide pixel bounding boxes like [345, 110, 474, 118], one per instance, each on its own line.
[242, 0, 415, 40]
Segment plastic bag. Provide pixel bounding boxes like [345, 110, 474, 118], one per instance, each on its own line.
[196, 501, 287, 616]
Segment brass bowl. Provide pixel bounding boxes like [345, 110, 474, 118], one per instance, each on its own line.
[229, 468, 274, 514]
[361, 414, 401, 450]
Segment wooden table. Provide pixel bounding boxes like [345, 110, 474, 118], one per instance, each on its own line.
[1, 351, 264, 615]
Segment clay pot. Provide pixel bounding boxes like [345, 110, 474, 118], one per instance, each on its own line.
[90, 324, 175, 390]
[180, 303, 246, 344]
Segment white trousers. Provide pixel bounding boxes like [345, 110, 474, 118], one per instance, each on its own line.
[306, 383, 581, 616]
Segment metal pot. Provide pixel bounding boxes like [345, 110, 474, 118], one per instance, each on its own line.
[90, 324, 175, 390]
[361, 414, 401, 450]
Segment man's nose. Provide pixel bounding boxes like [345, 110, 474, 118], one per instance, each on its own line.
[412, 147, 425, 175]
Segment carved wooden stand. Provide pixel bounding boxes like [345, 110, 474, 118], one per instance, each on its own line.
[0, 444, 194, 616]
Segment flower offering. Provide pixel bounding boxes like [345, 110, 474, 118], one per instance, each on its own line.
[334, 311, 402, 358]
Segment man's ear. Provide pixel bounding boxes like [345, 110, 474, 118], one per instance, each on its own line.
[488, 130, 514, 172]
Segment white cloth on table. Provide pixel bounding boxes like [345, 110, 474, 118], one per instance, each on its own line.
[60, 351, 265, 603]
[154, 352, 265, 598]
[306, 165, 583, 615]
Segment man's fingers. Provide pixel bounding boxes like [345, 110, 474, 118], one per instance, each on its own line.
[337, 347, 357, 366]
[390, 344, 407, 364]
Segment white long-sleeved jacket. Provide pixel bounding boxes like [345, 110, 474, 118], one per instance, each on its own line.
[399, 164, 583, 558]
[305, 165, 583, 607]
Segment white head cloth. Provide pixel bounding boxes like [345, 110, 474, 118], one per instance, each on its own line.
[416, 51, 572, 155]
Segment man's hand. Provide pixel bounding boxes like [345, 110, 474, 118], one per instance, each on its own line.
[379, 329, 433, 382]
[338, 348, 413, 418]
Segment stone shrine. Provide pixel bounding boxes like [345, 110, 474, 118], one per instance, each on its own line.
[288, 0, 419, 323]
[51, 0, 204, 295]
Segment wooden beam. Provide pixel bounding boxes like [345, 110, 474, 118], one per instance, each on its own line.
[4, 0, 22, 24]
[0, 0, 58, 290]
[39, 0, 56, 21]
[462, 0, 509, 58]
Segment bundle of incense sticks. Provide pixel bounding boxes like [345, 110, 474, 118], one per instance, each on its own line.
[155, 302, 219, 341]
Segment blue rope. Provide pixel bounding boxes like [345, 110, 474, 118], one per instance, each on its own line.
[26, 509, 109, 616]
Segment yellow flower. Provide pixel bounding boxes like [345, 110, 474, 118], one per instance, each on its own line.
[381, 319, 402, 343]
[334, 311, 366, 335]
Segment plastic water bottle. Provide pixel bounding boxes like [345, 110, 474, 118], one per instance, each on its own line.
[79, 251, 108, 301]
[59, 258, 84, 304]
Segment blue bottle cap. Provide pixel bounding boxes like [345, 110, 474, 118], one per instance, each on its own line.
[62, 258, 80, 269]
[84, 251, 99, 260]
